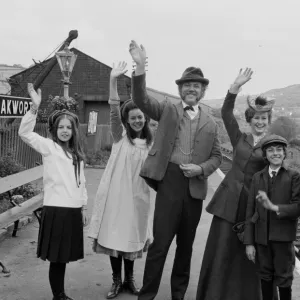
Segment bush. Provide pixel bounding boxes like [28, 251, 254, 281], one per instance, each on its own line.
[37, 108, 49, 123]
[86, 149, 111, 166]
[289, 138, 300, 147]
[48, 95, 79, 113]
[0, 152, 25, 177]
[269, 116, 298, 142]
[0, 153, 41, 202]
[36, 94, 80, 123]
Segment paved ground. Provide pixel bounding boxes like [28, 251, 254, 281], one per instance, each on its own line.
[1, 169, 300, 300]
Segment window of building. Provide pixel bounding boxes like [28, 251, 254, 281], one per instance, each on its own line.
[87, 110, 98, 135]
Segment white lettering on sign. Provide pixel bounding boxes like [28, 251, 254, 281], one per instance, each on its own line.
[1, 100, 5, 114]
[0, 95, 32, 118]
[19, 101, 23, 114]
[7, 100, 11, 114]
[12, 101, 19, 114]
[24, 101, 29, 114]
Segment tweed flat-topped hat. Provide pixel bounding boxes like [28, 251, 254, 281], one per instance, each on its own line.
[261, 134, 288, 150]
[175, 67, 209, 85]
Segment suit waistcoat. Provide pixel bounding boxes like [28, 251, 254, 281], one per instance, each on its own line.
[170, 112, 200, 165]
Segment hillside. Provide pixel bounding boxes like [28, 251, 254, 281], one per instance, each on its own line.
[264, 84, 300, 108]
[202, 84, 300, 116]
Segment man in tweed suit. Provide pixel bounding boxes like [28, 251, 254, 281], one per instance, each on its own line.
[129, 40, 222, 300]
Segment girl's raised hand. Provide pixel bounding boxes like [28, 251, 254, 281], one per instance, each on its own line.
[233, 68, 253, 88]
[110, 61, 128, 79]
[27, 83, 42, 108]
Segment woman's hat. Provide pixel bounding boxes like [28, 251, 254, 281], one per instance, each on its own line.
[175, 67, 209, 85]
[48, 109, 79, 130]
[247, 95, 275, 112]
[261, 134, 288, 150]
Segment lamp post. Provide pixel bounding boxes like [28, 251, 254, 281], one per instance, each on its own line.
[55, 45, 77, 99]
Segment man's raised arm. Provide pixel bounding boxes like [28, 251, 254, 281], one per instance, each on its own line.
[129, 40, 165, 121]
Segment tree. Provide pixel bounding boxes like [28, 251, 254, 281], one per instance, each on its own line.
[269, 116, 298, 142]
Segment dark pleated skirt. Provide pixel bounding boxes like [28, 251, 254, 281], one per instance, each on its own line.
[196, 216, 262, 300]
[37, 206, 84, 263]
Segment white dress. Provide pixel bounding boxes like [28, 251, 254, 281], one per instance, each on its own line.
[88, 102, 155, 260]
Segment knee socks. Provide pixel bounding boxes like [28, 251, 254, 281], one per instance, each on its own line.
[110, 255, 122, 276]
[123, 258, 134, 277]
[261, 280, 292, 300]
[109, 256, 135, 278]
[279, 286, 292, 300]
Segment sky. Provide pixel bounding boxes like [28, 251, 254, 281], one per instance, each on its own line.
[2, 0, 300, 100]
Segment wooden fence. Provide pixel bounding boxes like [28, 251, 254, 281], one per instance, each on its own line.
[0, 123, 113, 169]
[0, 165, 44, 229]
[0, 124, 48, 168]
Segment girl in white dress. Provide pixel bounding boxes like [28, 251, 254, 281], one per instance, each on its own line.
[19, 84, 88, 300]
[88, 62, 154, 299]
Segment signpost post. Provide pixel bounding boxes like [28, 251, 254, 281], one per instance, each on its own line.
[0, 95, 31, 118]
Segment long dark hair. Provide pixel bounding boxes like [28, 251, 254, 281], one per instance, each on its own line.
[48, 110, 85, 186]
[120, 100, 153, 146]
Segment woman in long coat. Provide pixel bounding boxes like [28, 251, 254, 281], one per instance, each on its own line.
[196, 68, 277, 300]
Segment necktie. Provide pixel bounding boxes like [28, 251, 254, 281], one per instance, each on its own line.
[184, 106, 194, 111]
[271, 171, 277, 184]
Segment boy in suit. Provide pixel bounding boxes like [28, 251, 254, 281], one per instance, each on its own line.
[244, 134, 300, 300]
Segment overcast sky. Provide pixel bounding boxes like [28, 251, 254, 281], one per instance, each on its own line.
[2, 0, 300, 99]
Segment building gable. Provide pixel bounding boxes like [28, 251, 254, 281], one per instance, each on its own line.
[9, 48, 131, 123]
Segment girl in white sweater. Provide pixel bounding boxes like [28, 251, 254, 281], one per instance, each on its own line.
[19, 83, 88, 300]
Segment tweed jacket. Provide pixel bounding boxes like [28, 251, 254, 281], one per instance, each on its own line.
[131, 73, 222, 200]
[206, 92, 267, 223]
[244, 165, 300, 246]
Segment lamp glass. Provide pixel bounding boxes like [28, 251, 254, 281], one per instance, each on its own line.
[55, 47, 77, 81]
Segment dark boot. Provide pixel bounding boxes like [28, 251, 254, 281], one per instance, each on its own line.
[53, 292, 74, 300]
[123, 258, 140, 295]
[279, 286, 292, 300]
[62, 293, 74, 300]
[261, 280, 274, 300]
[107, 273, 123, 299]
[107, 256, 123, 299]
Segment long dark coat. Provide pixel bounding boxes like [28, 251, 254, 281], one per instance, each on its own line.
[206, 92, 267, 223]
